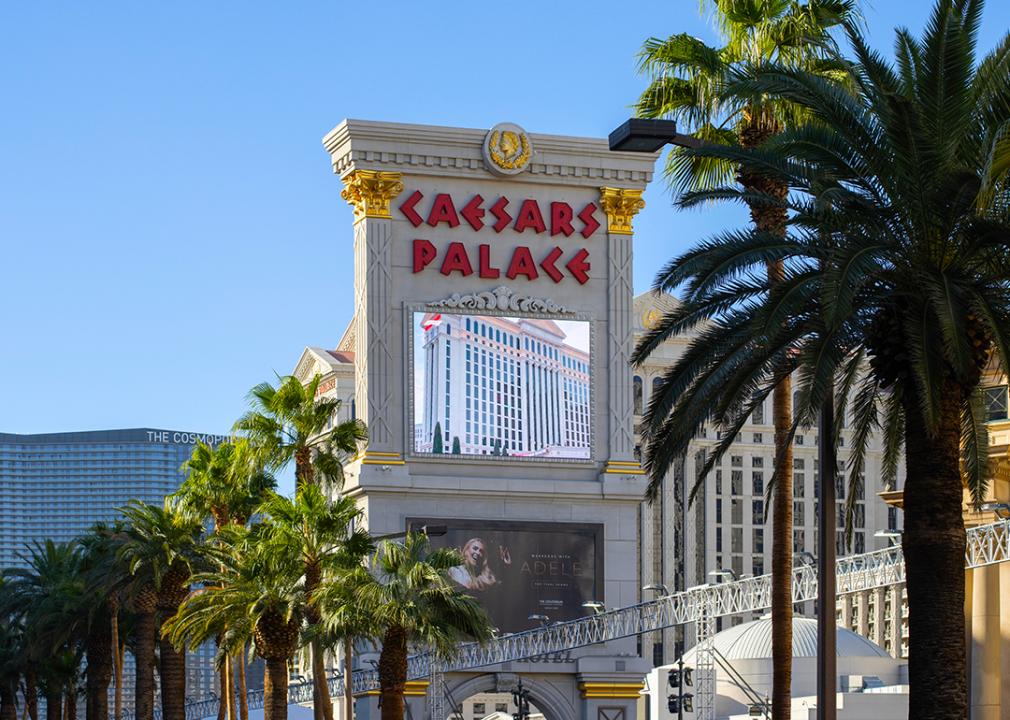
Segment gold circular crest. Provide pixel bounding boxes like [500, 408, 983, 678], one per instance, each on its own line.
[483, 122, 532, 176]
[642, 309, 662, 330]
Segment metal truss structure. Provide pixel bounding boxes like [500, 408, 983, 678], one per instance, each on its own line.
[140, 519, 1010, 720]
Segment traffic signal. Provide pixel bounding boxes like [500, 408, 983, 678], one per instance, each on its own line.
[668, 669, 681, 688]
[683, 667, 694, 687]
[683, 695, 694, 713]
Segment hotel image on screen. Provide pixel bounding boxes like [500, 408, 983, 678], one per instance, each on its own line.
[412, 311, 591, 459]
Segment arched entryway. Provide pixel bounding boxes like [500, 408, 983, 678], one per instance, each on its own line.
[445, 673, 576, 720]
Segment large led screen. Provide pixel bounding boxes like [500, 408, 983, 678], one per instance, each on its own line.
[412, 311, 591, 460]
[408, 518, 603, 633]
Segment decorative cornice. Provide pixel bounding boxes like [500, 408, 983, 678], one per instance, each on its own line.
[599, 187, 646, 235]
[428, 286, 570, 314]
[322, 120, 658, 188]
[340, 170, 404, 222]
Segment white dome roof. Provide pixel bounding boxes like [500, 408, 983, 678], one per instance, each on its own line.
[684, 616, 890, 661]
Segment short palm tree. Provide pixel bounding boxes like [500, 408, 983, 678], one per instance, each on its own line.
[0, 580, 25, 720]
[636, 2, 1010, 717]
[164, 525, 304, 720]
[234, 374, 366, 491]
[234, 374, 366, 720]
[117, 502, 203, 720]
[173, 438, 275, 720]
[257, 486, 371, 720]
[636, 4, 855, 713]
[78, 522, 132, 720]
[322, 534, 493, 720]
[4, 541, 86, 720]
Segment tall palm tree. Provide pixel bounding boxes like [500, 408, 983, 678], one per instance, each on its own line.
[322, 534, 493, 720]
[634, 2, 1010, 717]
[164, 525, 303, 720]
[117, 503, 203, 720]
[234, 374, 366, 720]
[234, 374, 366, 491]
[635, 2, 855, 713]
[173, 438, 275, 720]
[257, 487, 371, 720]
[0, 580, 24, 720]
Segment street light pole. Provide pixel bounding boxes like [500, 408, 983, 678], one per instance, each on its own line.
[817, 395, 837, 720]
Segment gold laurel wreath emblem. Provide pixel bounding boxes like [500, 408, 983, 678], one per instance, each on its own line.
[488, 130, 531, 170]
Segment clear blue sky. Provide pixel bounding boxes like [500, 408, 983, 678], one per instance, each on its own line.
[3, 1, 1008, 454]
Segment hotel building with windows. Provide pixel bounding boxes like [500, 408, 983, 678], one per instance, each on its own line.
[416, 313, 590, 459]
[632, 292, 909, 665]
[0, 428, 236, 705]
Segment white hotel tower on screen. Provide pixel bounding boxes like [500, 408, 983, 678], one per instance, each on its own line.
[418, 313, 590, 458]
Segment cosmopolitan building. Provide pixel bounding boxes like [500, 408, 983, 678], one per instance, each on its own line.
[0, 428, 230, 705]
[0, 428, 227, 567]
[416, 313, 590, 458]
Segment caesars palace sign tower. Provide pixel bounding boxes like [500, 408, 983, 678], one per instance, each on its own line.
[318, 119, 659, 720]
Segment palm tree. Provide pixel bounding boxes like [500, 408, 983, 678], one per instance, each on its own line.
[0, 579, 24, 720]
[4, 541, 86, 720]
[635, 1, 1010, 717]
[173, 439, 275, 720]
[78, 522, 132, 720]
[164, 525, 303, 720]
[322, 534, 493, 720]
[257, 486, 372, 720]
[117, 502, 203, 720]
[635, 2, 855, 713]
[234, 374, 366, 720]
[234, 374, 366, 491]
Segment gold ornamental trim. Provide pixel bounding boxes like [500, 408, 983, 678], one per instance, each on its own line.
[360, 681, 429, 697]
[599, 187, 646, 235]
[483, 122, 533, 176]
[340, 170, 404, 222]
[579, 682, 644, 699]
[604, 460, 646, 475]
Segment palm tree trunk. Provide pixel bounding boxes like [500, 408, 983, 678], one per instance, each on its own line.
[111, 610, 122, 720]
[86, 608, 113, 720]
[216, 659, 227, 720]
[64, 690, 75, 720]
[263, 658, 288, 720]
[903, 377, 967, 720]
[1, 684, 17, 720]
[45, 692, 60, 720]
[226, 656, 236, 720]
[771, 329, 793, 720]
[312, 642, 333, 720]
[159, 635, 186, 720]
[236, 651, 248, 720]
[741, 116, 792, 719]
[295, 449, 314, 489]
[377, 627, 406, 720]
[25, 668, 38, 720]
[343, 640, 353, 720]
[133, 610, 156, 720]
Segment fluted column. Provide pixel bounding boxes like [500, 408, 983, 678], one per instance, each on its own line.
[857, 590, 870, 638]
[872, 587, 887, 649]
[840, 593, 854, 631]
[599, 187, 644, 476]
[971, 564, 1001, 720]
[342, 170, 405, 464]
[889, 583, 905, 658]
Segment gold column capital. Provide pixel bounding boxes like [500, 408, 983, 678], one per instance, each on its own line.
[599, 187, 646, 235]
[340, 170, 404, 222]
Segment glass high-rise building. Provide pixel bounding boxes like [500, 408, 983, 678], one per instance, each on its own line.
[0, 428, 228, 568]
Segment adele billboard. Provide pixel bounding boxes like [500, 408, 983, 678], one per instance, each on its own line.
[408, 518, 604, 633]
